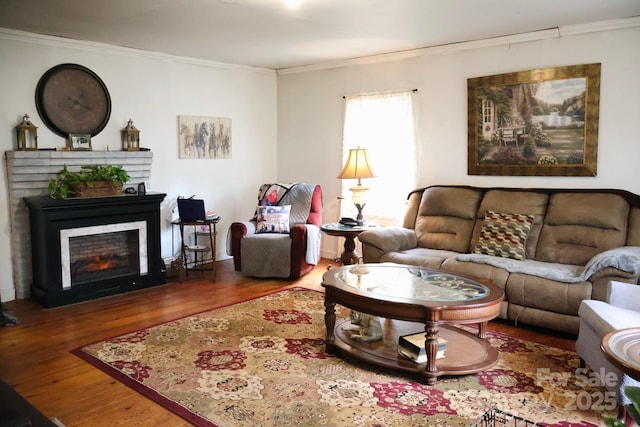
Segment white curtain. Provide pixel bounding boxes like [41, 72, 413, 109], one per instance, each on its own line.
[341, 90, 418, 223]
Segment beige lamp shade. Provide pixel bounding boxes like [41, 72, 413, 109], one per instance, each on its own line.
[337, 148, 375, 183]
[338, 147, 375, 225]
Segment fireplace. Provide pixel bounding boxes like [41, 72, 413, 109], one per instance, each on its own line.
[62, 221, 147, 288]
[23, 193, 166, 307]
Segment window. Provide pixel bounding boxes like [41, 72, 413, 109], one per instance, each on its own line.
[341, 90, 418, 223]
[483, 99, 492, 125]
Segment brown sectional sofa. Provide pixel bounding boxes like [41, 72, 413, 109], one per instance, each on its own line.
[358, 185, 640, 334]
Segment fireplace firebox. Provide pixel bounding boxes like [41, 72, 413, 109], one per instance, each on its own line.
[23, 193, 166, 307]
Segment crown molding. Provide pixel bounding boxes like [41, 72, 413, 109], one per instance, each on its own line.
[559, 15, 640, 36]
[277, 16, 640, 75]
[0, 27, 276, 75]
[1, 14, 638, 77]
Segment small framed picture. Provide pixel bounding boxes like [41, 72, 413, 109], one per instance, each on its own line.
[68, 134, 92, 151]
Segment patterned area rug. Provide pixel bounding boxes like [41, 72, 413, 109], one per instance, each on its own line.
[72, 288, 614, 426]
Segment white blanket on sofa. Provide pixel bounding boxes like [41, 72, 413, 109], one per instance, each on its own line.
[455, 246, 640, 283]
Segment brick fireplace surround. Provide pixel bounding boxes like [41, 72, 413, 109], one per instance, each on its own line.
[4, 150, 158, 304]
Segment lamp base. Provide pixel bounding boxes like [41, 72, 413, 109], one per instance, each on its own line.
[355, 203, 365, 226]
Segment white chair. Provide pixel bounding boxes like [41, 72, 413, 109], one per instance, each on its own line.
[576, 280, 640, 407]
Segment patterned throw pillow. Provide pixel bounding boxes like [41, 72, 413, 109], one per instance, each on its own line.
[473, 211, 535, 260]
[255, 205, 291, 234]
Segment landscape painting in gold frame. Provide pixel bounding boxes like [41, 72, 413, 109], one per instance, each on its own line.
[467, 63, 600, 176]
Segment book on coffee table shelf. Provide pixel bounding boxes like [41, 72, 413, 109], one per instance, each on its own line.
[397, 346, 446, 363]
[398, 332, 447, 363]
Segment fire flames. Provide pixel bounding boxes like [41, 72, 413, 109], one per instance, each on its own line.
[71, 253, 130, 282]
[85, 256, 114, 272]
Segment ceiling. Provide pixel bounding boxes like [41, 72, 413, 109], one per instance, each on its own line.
[1, 0, 639, 70]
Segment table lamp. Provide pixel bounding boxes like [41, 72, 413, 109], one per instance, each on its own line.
[338, 147, 375, 225]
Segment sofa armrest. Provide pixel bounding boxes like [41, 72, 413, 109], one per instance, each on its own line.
[228, 221, 256, 270]
[358, 227, 418, 253]
[607, 280, 640, 311]
[582, 246, 640, 280]
[289, 224, 308, 277]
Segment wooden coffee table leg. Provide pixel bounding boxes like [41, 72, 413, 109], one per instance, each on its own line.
[478, 321, 487, 339]
[324, 293, 337, 353]
[424, 323, 440, 385]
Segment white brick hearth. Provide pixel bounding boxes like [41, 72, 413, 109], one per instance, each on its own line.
[4, 150, 153, 300]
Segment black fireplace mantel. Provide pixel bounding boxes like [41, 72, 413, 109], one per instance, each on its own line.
[23, 192, 167, 307]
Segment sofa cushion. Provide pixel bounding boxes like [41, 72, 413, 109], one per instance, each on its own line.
[414, 186, 483, 253]
[506, 273, 591, 316]
[241, 233, 291, 276]
[472, 190, 548, 259]
[441, 257, 510, 289]
[535, 193, 630, 265]
[455, 254, 585, 282]
[380, 247, 460, 270]
[473, 211, 535, 260]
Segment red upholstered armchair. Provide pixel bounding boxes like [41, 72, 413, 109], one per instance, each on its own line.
[228, 183, 323, 279]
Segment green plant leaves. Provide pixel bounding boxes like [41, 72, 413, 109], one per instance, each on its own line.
[48, 164, 130, 199]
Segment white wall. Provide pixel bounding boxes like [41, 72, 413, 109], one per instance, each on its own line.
[277, 25, 640, 260]
[0, 30, 278, 302]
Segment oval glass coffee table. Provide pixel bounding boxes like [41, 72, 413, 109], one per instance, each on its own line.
[322, 263, 504, 385]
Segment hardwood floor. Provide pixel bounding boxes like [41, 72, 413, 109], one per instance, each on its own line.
[0, 259, 576, 426]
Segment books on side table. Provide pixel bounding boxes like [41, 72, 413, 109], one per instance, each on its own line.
[397, 331, 447, 363]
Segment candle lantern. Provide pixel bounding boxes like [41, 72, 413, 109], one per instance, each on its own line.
[15, 114, 38, 150]
[121, 119, 140, 151]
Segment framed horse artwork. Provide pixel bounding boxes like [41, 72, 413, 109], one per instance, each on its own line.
[178, 115, 232, 159]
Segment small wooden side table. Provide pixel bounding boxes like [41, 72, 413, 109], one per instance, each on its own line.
[320, 222, 374, 265]
[172, 217, 220, 281]
[602, 327, 640, 381]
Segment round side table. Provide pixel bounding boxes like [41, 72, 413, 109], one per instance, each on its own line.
[602, 327, 640, 381]
[321, 222, 371, 265]
[172, 217, 220, 281]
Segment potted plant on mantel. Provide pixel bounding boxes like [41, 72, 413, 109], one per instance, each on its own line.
[48, 164, 130, 199]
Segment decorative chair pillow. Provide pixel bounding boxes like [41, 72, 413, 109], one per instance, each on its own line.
[473, 211, 535, 260]
[255, 205, 291, 234]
